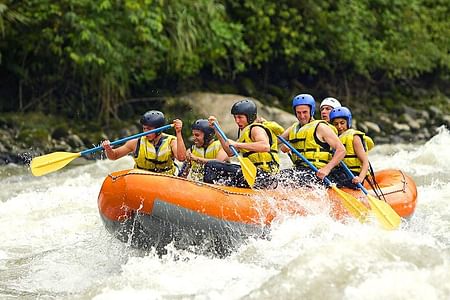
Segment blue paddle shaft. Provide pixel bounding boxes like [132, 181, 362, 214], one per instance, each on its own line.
[339, 161, 368, 194]
[213, 122, 240, 157]
[278, 135, 332, 186]
[79, 124, 173, 156]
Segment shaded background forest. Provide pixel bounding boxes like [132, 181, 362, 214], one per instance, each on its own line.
[0, 0, 449, 126]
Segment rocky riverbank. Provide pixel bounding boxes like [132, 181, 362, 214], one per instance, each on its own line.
[1, 92, 449, 165]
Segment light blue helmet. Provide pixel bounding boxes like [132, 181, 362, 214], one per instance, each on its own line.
[292, 94, 316, 117]
[330, 106, 352, 128]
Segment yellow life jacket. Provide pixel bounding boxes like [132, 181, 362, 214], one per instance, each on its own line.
[288, 120, 334, 168]
[261, 120, 285, 136]
[328, 122, 339, 135]
[190, 140, 222, 181]
[365, 136, 375, 151]
[339, 129, 374, 173]
[237, 123, 280, 174]
[133, 133, 177, 175]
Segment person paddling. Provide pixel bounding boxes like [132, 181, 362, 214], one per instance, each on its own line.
[279, 94, 346, 187]
[330, 106, 374, 189]
[204, 99, 280, 189]
[179, 119, 229, 180]
[101, 110, 186, 175]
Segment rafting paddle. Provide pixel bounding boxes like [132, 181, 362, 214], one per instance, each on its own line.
[213, 122, 257, 187]
[31, 124, 174, 176]
[278, 135, 369, 222]
[339, 162, 401, 230]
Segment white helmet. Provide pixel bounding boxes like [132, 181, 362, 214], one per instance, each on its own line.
[320, 97, 341, 109]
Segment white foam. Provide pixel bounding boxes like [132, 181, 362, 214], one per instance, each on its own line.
[1, 130, 450, 299]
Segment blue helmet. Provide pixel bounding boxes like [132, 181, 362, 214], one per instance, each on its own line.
[292, 94, 316, 117]
[192, 119, 214, 145]
[329, 106, 352, 128]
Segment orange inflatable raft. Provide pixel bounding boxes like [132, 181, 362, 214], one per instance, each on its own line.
[98, 168, 417, 255]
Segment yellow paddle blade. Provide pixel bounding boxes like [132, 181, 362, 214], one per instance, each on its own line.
[31, 152, 81, 176]
[367, 194, 401, 230]
[238, 157, 257, 187]
[330, 184, 369, 222]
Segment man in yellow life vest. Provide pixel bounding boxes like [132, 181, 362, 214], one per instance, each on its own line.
[101, 110, 186, 175]
[330, 106, 375, 189]
[279, 94, 346, 187]
[320, 97, 341, 122]
[180, 119, 229, 181]
[204, 99, 280, 189]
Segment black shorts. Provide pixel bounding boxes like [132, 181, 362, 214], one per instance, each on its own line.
[203, 160, 277, 189]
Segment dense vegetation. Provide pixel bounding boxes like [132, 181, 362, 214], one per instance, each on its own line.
[0, 0, 449, 125]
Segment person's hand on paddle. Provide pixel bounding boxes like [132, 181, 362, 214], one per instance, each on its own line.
[101, 140, 114, 157]
[185, 149, 192, 162]
[101, 140, 121, 159]
[208, 116, 217, 128]
[208, 116, 221, 140]
[173, 119, 183, 134]
[280, 144, 290, 153]
[101, 140, 112, 151]
[316, 165, 332, 180]
[352, 175, 364, 184]
[227, 139, 241, 150]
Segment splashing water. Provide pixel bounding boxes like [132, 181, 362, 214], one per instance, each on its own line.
[1, 128, 449, 299]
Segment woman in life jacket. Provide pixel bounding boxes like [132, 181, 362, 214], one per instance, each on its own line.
[101, 110, 186, 175]
[179, 119, 229, 181]
[330, 106, 374, 189]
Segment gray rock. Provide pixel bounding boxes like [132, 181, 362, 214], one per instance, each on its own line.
[428, 106, 442, 117]
[416, 118, 427, 126]
[378, 114, 392, 126]
[399, 131, 413, 142]
[179, 92, 296, 138]
[259, 105, 297, 128]
[442, 115, 450, 127]
[402, 114, 421, 131]
[363, 121, 381, 133]
[52, 140, 71, 152]
[0, 142, 7, 152]
[356, 121, 368, 133]
[52, 126, 69, 139]
[393, 122, 410, 131]
[402, 104, 419, 117]
[422, 127, 431, 138]
[420, 110, 430, 120]
[416, 133, 426, 141]
[67, 134, 85, 148]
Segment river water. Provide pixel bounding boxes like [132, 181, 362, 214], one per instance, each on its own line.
[1, 126, 449, 299]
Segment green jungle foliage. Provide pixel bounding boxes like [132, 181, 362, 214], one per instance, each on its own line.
[0, 0, 449, 123]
